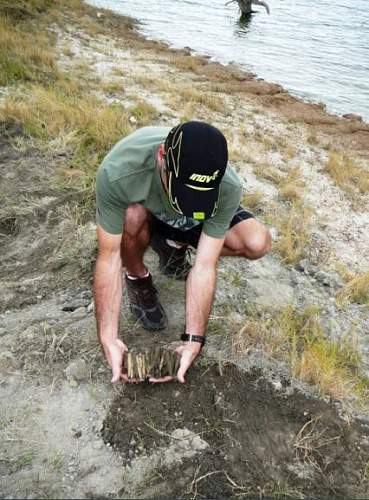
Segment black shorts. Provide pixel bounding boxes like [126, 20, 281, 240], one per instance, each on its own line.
[150, 206, 254, 249]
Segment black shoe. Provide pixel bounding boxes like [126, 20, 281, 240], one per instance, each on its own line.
[125, 273, 167, 331]
[150, 234, 192, 280]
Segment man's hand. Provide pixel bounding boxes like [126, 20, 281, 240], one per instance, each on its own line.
[102, 339, 128, 383]
[149, 341, 202, 384]
[176, 341, 202, 383]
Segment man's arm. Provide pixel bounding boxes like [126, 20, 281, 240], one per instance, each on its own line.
[177, 232, 224, 382]
[94, 224, 126, 383]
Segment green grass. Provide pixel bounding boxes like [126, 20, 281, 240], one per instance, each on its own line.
[0, 17, 57, 85]
[0, 0, 53, 20]
[274, 305, 367, 399]
[10, 451, 34, 473]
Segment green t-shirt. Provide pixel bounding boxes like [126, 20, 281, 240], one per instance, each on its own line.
[96, 126, 242, 239]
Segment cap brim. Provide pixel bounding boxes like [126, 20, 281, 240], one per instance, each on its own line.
[168, 173, 219, 221]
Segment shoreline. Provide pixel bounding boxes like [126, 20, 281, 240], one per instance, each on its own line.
[89, 1, 369, 137]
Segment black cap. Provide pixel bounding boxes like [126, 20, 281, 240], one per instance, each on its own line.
[164, 121, 228, 221]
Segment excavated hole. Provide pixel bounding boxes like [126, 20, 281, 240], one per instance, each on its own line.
[102, 364, 369, 499]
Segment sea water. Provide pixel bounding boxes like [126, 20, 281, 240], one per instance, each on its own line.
[87, 0, 369, 121]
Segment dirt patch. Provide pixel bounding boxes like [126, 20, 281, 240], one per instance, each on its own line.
[102, 364, 369, 499]
[0, 130, 96, 312]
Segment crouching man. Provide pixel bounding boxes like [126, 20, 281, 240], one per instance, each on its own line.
[93, 121, 271, 383]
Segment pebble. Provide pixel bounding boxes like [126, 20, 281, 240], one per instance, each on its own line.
[65, 359, 90, 382]
[343, 113, 363, 121]
[62, 299, 89, 311]
[271, 380, 282, 391]
[70, 307, 88, 319]
[93, 440, 103, 450]
[297, 258, 316, 276]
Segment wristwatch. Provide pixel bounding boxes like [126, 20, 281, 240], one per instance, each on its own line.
[180, 333, 206, 347]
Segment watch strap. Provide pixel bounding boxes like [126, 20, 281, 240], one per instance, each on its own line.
[180, 333, 206, 347]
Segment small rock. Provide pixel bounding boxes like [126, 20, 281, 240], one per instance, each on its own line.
[315, 270, 331, 287]
[297, 259, 315, 275]
[71, 307, 88, 318]
[191, 435, 208, 451]
[62, 299, 89, 312]
[129, 116, 137, 125]
[92, 440, 103, 450]
[65, 359, 90, 382]
[343, 113, 363, 122]
[291, 274, 306, 286]
[271, 380, 282, 391]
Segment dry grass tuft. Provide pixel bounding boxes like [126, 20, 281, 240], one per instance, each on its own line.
[170, 85, 223, 114]
[252, 162, 281, 183]
[276, 166, 305, 202]
[231, 320, 269, 356]
[0, 85, 132, 190]
[336, 271, 369, 309]
[134, 74, 174, 93]
[170, 53, 205, 72]
[275, 305, 365, 399]
[272, 201, 313, 265]
[128, 98, 159, 126]
[323, 151, 369, 200]
[100, 80, 124, 95]
[241, 189, 263, 211]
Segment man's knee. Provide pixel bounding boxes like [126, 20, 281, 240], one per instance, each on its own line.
[244, 226, 271, 259]
[234, 219, 271, 260]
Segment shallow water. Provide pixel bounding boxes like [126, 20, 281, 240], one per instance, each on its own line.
[88, 0, 369, 121]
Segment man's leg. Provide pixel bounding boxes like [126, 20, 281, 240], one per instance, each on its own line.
[222, 218, 271, 259]
[121, 203, 151, 277]
[121, 204, 167, 330]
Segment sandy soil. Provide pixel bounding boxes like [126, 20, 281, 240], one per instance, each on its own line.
[1, 3, 369, 498]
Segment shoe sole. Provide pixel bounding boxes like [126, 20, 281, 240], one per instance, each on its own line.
[129, 304, 168, 331]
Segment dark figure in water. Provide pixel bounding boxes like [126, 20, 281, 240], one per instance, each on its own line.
[226, 0, 270, 16]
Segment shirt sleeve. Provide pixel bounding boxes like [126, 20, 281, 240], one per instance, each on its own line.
[95, 167, 127, 235]
[202, 183, 242, 239]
